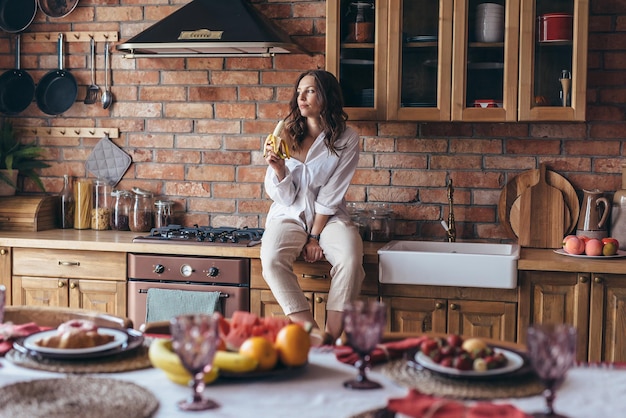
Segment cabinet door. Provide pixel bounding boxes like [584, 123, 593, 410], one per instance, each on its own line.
[589, 274, 626, 363]
[12, 276, 69, 307]
[383, 296, 447, 334]
[451, 0, 520, 121]
[386, 0, 453, 121]
[518, 270, 590, 361]
[518, 0, 588, 121]
[0, 247, 10, 303]
[250, 289, 314, 318]
[69, 279, 127, 317]
[446, 299, 517, 342]
[326, 0, 388, 120]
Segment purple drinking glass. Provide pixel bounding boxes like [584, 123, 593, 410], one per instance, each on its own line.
[342, 300, 386, 389]
[527, 323, 577, 418]
[170, 313, 221, 411]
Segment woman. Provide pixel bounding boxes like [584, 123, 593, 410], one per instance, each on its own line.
[261, 70, 365, 345]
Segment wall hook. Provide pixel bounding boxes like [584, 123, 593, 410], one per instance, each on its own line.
[60, 129, 66, 135]
[74, 129, 81, 135]
[73, 33, 80, 40]
[46, 129, 52, 134]
[89, 129, 96, 135]
[45, 34, 51, 40]
[103, 34, 109, 39]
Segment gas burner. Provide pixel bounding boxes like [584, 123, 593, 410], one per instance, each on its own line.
[135, 225, 263, 247]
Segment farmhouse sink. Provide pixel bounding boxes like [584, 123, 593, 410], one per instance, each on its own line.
[378, 240, 520, 289]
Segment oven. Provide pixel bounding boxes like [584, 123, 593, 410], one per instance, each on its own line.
[127, 225, 263, 329]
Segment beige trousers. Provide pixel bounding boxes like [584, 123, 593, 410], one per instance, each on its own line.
[260, 218, 365, 314]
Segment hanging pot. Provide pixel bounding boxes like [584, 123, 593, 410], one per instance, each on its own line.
[0, 0, 37, 33]
[39, 0, 79, 19]
[35, 33, 78, 116]
[0, 35, 35, 115]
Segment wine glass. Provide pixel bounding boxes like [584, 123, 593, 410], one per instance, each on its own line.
[342, 299, 386, 389]
[170, 313, 221, 411]
[526, 323, 577, 418]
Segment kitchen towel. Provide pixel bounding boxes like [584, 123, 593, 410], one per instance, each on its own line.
[0, 322, 41, 356]
[335, 336, 427, 366]
[145, 288, 221, 323]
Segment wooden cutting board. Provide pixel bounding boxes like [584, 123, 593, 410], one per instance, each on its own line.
[517, 164, 566, 248]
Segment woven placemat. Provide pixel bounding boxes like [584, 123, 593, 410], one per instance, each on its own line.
[0, 376, 158, 418]
[5, 338, 153, 374]
[381, 359, 544, 400]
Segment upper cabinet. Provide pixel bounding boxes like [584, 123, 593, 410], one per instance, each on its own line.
[326, 0, 589, 122]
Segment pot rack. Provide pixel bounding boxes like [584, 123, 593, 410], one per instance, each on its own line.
[14, 127, 120, 139]
[21, 31, 118, 43]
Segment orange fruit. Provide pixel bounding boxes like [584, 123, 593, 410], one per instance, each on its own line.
[239, 336, 278, 371]
[274, 324, 310, 367]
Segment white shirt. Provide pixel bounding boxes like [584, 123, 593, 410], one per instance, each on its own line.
[264, 126, 360, 231]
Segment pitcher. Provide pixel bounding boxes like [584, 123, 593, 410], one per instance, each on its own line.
[576, 189, 610, 239]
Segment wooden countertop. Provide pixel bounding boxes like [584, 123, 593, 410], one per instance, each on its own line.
[0, 229, 384, 263]
[2, 230, 626, 273]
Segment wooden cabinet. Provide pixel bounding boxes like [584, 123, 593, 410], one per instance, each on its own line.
[381, 284, 518, 343]
[249, 259, 379, 327]
[11, 248, 127, 317]
[518, 270, 626, 363]
[326, 0, 588, 122]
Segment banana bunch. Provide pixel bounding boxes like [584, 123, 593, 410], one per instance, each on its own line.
[148, 338, 258, 386]
[263, 120, 290, 159]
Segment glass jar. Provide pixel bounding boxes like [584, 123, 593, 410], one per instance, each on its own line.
[130, 187, 154, 232]
[91, 180, 111, 230]
[110, 190, 132, 231]
[366, 205, 395, 242]
[345, 1, 375, 43]
[154, 200, 174, 229]
[59, 174, 75, 229]
[74, 178, 92, 230]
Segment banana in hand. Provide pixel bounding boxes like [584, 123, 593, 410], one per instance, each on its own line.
[263, 120, 290, 159]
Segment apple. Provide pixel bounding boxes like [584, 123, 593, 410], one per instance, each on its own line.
[446, 334, 463, 348]
[563, 235, 585, 255]
[602, 237, 620, 255]
[585, 238, 604, 256]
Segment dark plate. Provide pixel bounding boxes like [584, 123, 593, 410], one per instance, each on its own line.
[13, 328, 144, 361]
[219, 362, 307, 380]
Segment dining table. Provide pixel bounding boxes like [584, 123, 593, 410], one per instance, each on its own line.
[1, 341, 626, 418]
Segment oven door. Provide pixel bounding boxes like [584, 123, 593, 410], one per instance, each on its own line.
[127, 281, 249, 329]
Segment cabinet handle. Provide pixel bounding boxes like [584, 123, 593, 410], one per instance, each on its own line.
[435, 302, 444, 309]
[315, 296, 324, 304]
[0, 249, 6, 255]
[58, 281, 65, 288]
[449, 303, 459, 310]
[301, 274, 327, 280]
[594, 276, 603, 284]
[58, 260, 80, 266]
[70, 281, 78, 289]
[579, 275, 588, 283]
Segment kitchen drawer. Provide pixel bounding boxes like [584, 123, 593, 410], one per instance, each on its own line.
[12, 248, 126, 281]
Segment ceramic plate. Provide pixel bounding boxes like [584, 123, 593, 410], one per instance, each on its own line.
[22, 327, 129, 355]
[553, 249, 626, 259]
[414, 348, 524, 379]
[14, 328, 144, 360]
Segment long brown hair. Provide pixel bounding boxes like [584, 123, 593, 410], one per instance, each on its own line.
[284, 70, 348, 156]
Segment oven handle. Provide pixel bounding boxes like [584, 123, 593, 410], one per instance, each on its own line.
[138, 289, 229, 298]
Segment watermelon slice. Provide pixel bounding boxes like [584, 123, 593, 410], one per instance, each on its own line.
[223, 311, 292, 351]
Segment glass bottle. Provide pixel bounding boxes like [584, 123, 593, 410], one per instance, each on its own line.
[74, 178, 92, 230]
[110, 190, 132, 231]
[154, 200, 174, 229]
[59, 174, 75, 229]
[91, 179, 111, 230]
[345, 2, 375, 43]
[130, 187, 154, 232]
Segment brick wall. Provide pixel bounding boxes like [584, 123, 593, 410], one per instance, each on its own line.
[1, 0, 624, 242]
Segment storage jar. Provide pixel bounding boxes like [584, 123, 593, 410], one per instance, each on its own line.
[366, 205, 395, 242]
[58, 174, 74, 229]
[73, 178, 92, 230]
[130, 187, 154, 232]
[154, 200, 174, 229]
[91, 180, 111, 230]
[110, 189, 132, 231]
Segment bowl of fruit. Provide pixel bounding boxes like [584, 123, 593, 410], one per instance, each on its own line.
[414, 335, 525, 379]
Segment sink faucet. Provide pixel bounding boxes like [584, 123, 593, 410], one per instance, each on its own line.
[446, 179, 456, 242]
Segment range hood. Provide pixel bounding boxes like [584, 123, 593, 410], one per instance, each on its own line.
[116, 0, 308, 58]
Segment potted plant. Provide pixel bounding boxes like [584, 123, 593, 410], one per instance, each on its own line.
[0, 120, 50, 195]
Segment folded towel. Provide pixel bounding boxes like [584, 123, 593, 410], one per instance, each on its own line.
[387, 389, 531, 418]
[335, 337, 427, 366]
[0, 322, 42, 356]
[146, 288, 221, 323]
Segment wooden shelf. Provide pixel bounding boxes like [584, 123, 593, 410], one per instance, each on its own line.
[22, 32, 118, 43]
[14, 127, 120, 139]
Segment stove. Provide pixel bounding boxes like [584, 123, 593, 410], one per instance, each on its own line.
[132, 225, 264, 247]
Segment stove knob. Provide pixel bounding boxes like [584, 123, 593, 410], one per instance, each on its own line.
[181, 264, 194, 277]
[154, 264, 165, 274]
[207, 266, 219, 277]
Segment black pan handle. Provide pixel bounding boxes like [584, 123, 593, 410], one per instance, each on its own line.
[57, 33, 64, 71]
[15, 34, 21, 70]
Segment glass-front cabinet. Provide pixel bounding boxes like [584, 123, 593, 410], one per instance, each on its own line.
[326, 0, 588, 122]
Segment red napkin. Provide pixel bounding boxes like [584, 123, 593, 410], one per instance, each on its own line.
[0, 322, 42, 356]
[335, 336, 427, 366]
[387, 390, 531, 418]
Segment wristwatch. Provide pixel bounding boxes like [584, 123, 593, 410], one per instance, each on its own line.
[308, 233, 321, 241]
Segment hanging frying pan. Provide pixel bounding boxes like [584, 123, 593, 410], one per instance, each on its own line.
[35, 33, 78, 116]
[39, 0, 79, 19]
[0, 35, 35, 115]
[0, 0, 37, 33]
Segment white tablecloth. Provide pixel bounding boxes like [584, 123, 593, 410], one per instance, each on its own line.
[1, 349, 626, 418]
